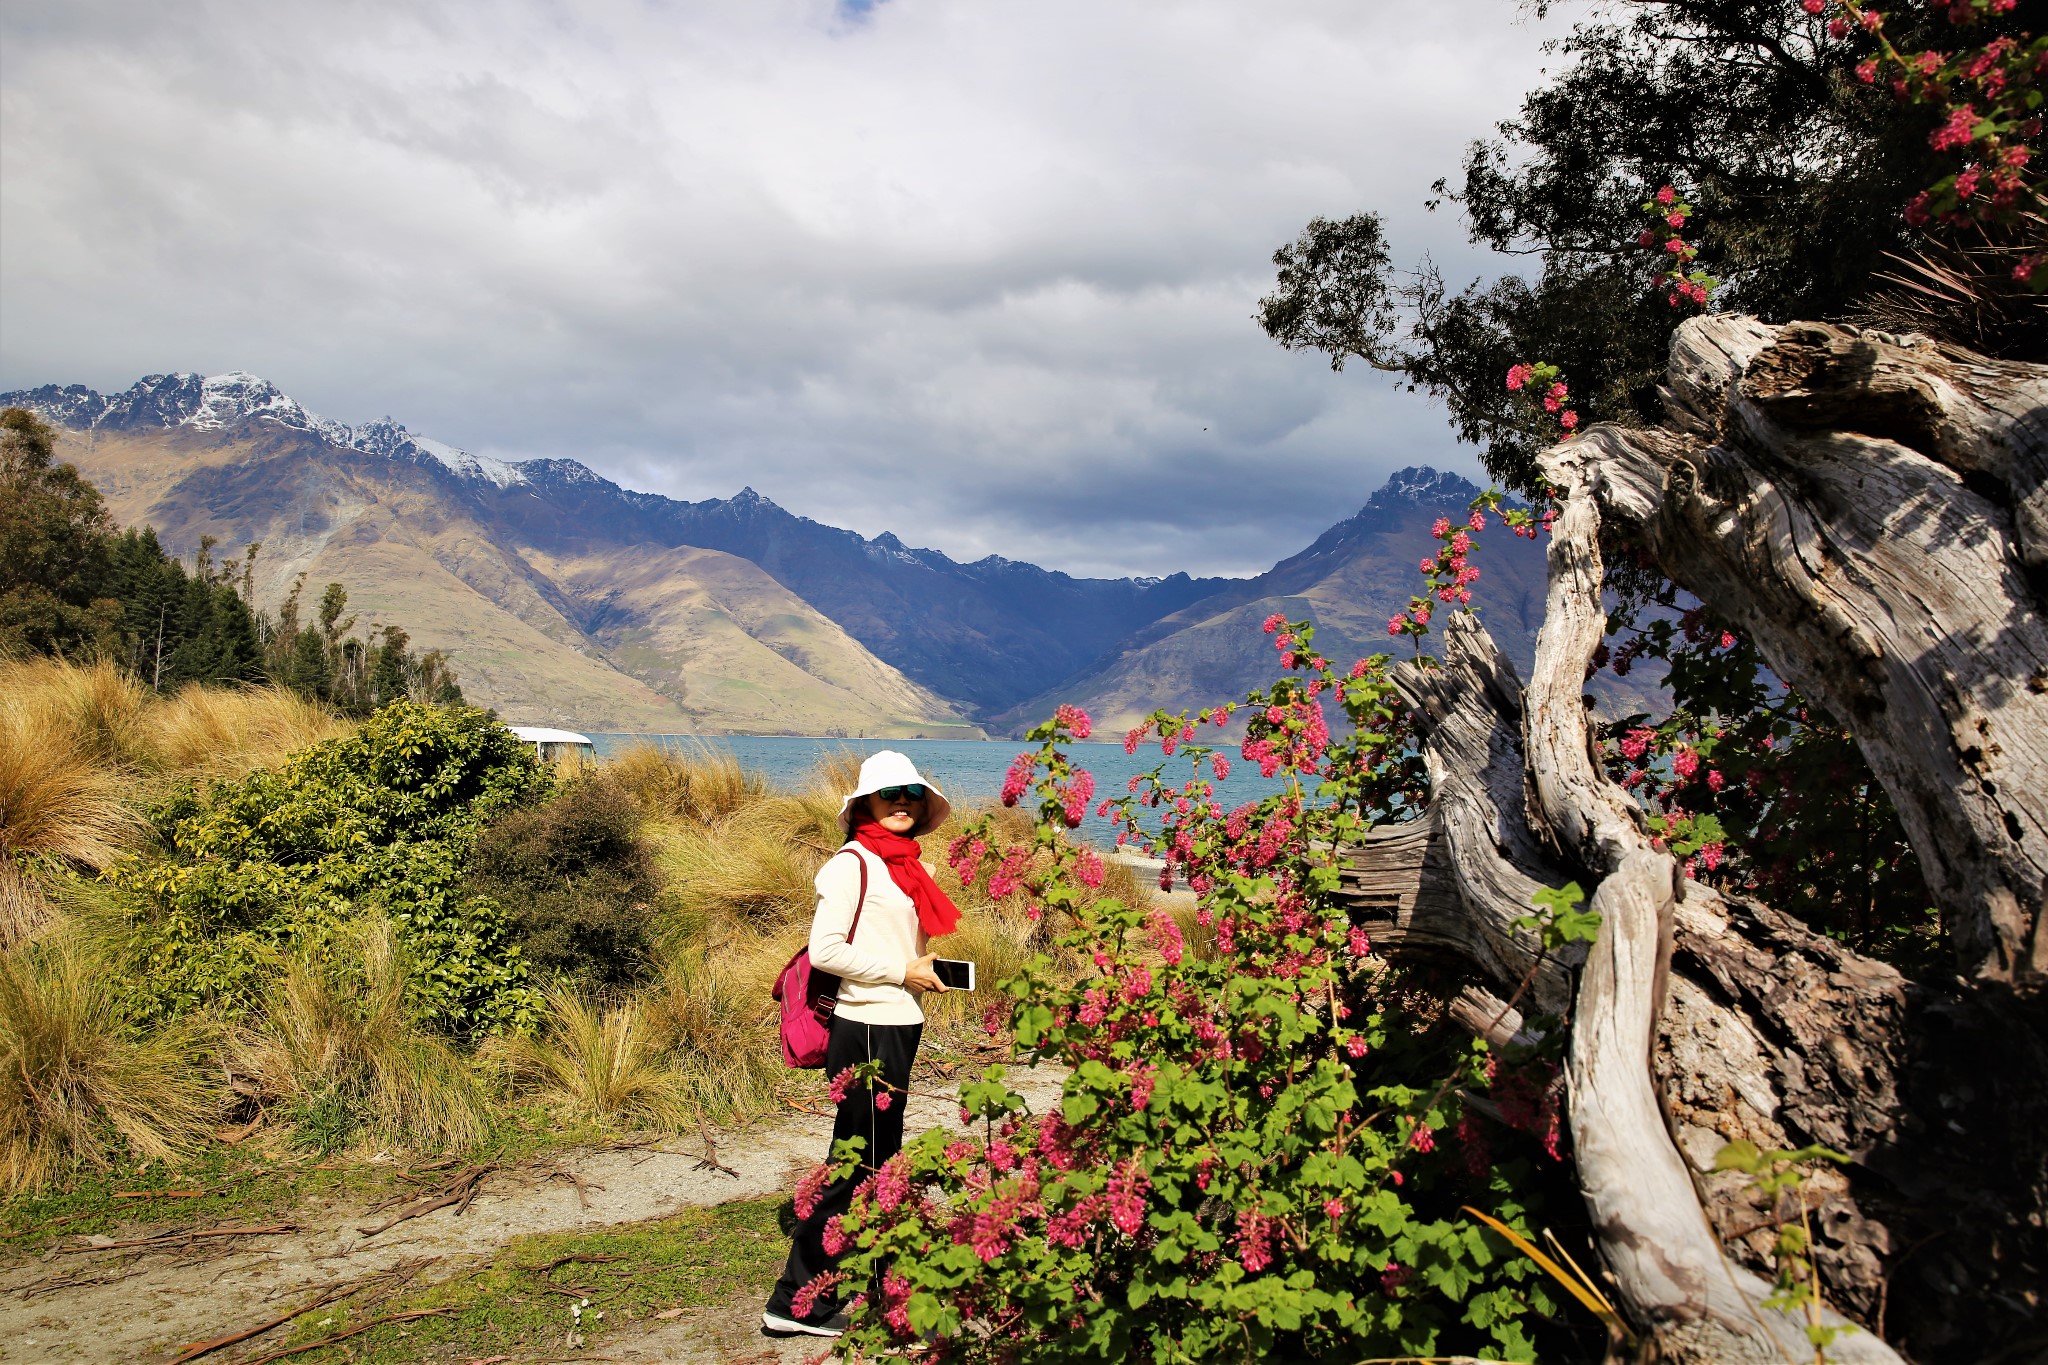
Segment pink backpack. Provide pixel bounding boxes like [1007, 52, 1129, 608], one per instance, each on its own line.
[772, 849, 867, 1069]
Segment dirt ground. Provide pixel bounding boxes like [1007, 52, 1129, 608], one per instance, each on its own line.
[0, 1060, 1070, 1365]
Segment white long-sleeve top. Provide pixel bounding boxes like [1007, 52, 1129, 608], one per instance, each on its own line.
[809, 843, 928, 1025]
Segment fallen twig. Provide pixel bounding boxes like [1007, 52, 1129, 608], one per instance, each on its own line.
[18, 1261, 145, 1299]
[356, 1163, 496, 1237]
[228, 1308, 459, 1365]
[56, 1223, 297, 1254]
[214, 1114, 263, 1144]
[780, 1098, 831, 1118]
[544, 1169, 603, 1210]
[161, 1283, 350, 1365]
[695, 1126, 739, 1177]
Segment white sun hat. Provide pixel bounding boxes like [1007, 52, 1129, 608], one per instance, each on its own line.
[837, 750, 951, 836]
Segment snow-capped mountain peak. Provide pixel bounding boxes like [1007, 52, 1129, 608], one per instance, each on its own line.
[1362, 465, 1483, 511]
[407, 434, 523, 488]
[0, 372, 528, 489]
[188, 371, 325, 434]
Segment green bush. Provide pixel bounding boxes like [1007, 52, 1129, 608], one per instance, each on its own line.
[463, 773, 657, 991]
[117, 701, 549, 1034]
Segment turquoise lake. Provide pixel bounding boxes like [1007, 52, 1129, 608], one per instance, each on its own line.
[583, 734, 1292, 843]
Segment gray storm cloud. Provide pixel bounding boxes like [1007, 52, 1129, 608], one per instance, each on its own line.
[0, 0, 1576, 577]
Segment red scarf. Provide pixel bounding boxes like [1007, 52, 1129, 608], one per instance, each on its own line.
[852, 819, 961, 938]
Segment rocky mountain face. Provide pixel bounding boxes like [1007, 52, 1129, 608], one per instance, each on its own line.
[989, 467, 1562, 734]
[460, 470, 1232, 711]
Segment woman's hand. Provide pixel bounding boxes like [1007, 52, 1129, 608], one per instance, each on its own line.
[904, 953, 949, 995]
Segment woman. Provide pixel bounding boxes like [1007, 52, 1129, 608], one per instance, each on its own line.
[763, 749, 960, 1338]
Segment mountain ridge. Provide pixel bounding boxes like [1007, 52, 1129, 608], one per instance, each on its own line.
[5, 372, 1635, 742]
[1, 372, 1236, 712]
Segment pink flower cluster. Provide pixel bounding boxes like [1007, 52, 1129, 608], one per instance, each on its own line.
[1074, 847, 1106, 888]
[1818, 0, 2043, 233]
[1639, 184, 1711, 307]
[1053, 703, 1093, 739]
[1000, 752, 1034, 807]
[1235, 1208, 1276, 1272]
[829, 1064, 859, 1104]
[1059, 768, 1096, 828]
[946, 833, 987, 882]
[790, 1269, 846, 1320]
[988, 847, 1033, 899]
[1101, 1157, 1149, 1237]
[1148, 909, 1186, 965]
[794, 1162, 832, 1220]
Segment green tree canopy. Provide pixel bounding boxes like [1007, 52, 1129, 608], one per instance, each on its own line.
[1260, 0, 2045, 493]
[0, 407, 118, 657]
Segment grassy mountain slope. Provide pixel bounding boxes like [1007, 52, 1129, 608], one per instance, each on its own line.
[521, 541, 979, 737]
[468, 473, 1236, 712]
[45, 425, 978, 737]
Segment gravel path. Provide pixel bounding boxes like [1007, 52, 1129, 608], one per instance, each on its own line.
[0, 1059, 1069, 1365]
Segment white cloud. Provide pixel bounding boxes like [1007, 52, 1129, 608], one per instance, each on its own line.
[1, 0, 1578, 577]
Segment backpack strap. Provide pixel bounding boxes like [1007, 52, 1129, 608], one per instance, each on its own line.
[837, 846, 870, 945]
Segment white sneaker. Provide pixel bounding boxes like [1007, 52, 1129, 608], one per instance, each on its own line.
[762, 1308, 849, 1337]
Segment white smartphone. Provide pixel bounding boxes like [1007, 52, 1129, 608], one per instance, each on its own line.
[933, 957, 976, 991]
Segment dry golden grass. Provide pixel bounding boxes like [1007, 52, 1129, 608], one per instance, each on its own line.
[919, 906, 1039, 1030]
[488, 983, 688, 1130]
[0, 684, 143, 876]
[240, 923, 491, 1152]
[653, 822, 823, 929]
[607, 742, 772, 827]
[0, 932, 217, 1191]
[144, 683, 345, 781]
[0, 656, 346, 786]
[641, 938, 794, 1126]
[0, 657, 153, 767]
[0, 859, 49, 950]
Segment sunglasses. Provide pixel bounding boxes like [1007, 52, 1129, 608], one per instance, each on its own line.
[874, 784, 928, 803]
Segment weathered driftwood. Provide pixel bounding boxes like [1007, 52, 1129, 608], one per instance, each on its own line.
[1364, 601, 1897, 1359]
[1334, 319, 2048, 1359]
[1563, 317, 2048, 990]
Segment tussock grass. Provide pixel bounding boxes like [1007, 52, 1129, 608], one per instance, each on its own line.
[607, 741, 771, 827]
[654, 822, 821, 928]
[921, 906, 1039, 1029]
[240, 923, 490, 1152]
[0, 860, 49, 950]
[0, 656, 153, 767]
[0, 656, 345, 785]
[144, 682, 344, 780]
[488, 983, 687, 1129]
[0, 931, 216, 1191]
[642, 943, 792, 1126]
[0, 682, 142, 879]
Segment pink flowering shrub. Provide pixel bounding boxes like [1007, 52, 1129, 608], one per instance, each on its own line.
[1594, 589, 1935, 963]
[1815, 0, 2043, 279]
[820, 628, 1575, 1361]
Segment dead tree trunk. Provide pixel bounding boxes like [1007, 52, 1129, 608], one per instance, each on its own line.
[1339, 317, 2048, 1362]
[1568, 317, 2048, 988]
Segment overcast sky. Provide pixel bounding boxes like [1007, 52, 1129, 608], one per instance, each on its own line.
[1, 0, 1576, 578]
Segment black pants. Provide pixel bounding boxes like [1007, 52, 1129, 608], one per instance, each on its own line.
[766, 1016, 922, 1322]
